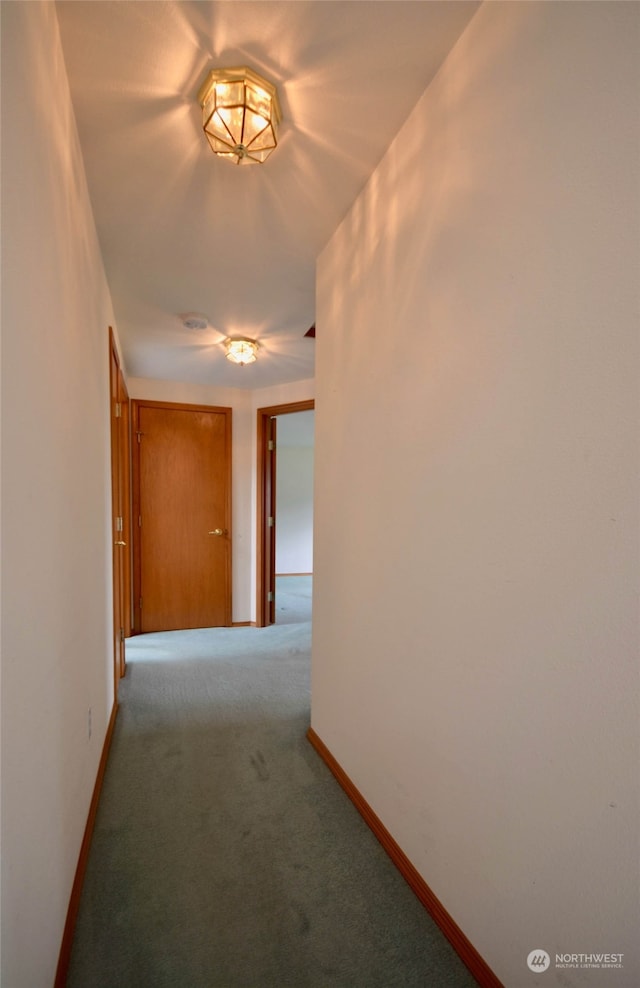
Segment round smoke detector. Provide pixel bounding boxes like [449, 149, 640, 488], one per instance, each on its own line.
[181, 312, 209, 330]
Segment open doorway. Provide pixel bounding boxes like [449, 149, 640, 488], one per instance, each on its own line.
[274, 411, 314, 624]
[256, 400, 314, 627]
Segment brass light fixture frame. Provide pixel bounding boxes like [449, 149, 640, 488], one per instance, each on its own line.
[225, 337, 259, 365]
[198, 66, 282, 165]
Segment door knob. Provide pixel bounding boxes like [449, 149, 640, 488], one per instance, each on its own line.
[208, 529, 227, 536]
[114, 541, 127, 546]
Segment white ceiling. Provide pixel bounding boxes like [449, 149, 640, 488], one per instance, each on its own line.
[56, 0, 479, 390]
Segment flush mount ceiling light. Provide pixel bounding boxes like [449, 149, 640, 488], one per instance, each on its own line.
[225, 337, 259, 365]
[198, 66, 282, 165]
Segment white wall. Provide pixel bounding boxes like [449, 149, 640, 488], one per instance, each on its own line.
[129, 377, 314, 621]
[0, 3, 118, 984]
[250, 379, 314, 413]
[312, 4, 639, 987]
[276, 446, 314, 574]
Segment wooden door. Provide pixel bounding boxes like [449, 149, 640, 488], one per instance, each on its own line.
[132, 400, 231, 633]
[118, 368, 132, 641]
[109, 329, 130, 685]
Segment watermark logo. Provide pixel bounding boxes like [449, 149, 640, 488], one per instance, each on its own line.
[527, 950, 551, 973]
[527, 949, 624, 973]
[556, 953, 624, 970]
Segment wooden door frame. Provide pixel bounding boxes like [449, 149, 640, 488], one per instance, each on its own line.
[256, 399, 314, 627]
[108, 327, 131, 687]
[117, 366, 132, 642]
[131, 399, 232, 634]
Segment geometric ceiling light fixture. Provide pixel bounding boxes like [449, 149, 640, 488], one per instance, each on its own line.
[224, 337, 259, 365]
[197, 66, 282, 165]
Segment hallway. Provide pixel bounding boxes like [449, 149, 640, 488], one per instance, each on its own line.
[66, 610, 475, 988]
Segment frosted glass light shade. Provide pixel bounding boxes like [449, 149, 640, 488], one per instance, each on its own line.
[225, 338, 259, 365]
[198, 67, 281, 165]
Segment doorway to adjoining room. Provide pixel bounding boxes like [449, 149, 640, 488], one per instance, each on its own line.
[256, 402, 314, 627]
[274, 410, 313, 625]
